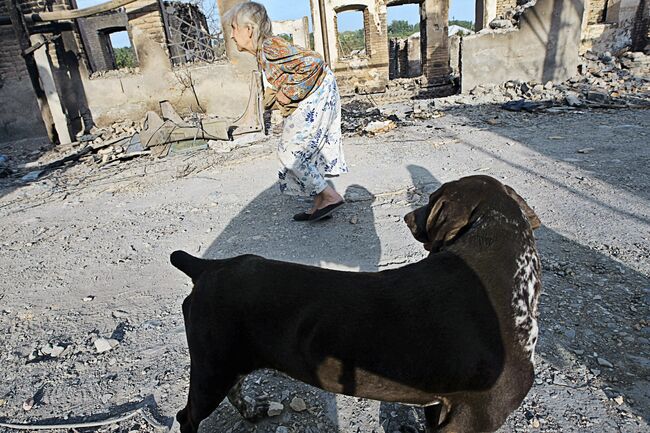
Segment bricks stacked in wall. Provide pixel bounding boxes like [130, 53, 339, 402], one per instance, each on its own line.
[587, 0, 608, 24]
[496, 0, 517, 19]
[0, 27, 27, 81]
[126, 0, 167, 46]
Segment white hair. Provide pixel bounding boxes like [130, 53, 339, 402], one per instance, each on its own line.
[223, 1, 273, 52]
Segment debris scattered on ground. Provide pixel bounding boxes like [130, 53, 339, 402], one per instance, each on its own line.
[465, 51, 650, 111]
[363, 119, 397, 136]
[341, 100, 387, 134]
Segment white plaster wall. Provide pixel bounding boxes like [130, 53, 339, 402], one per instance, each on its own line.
[461, 0, 585, 91]
[272, 17, 311, 49]
[83, 63, 252, 125]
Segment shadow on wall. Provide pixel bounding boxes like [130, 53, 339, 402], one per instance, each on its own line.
[461, 0, 584, 90]
[53, 31, 95, 138]
[539, 0, 584, 83]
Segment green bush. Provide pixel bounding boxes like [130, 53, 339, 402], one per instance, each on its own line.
[388, 20, 419, 39]
[338, 28, 365, 56]
[449, 20, 475, 31]
[114, 47, 137, 69]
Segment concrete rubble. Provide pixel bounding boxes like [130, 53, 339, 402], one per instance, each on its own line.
[0, 49, 647, 184]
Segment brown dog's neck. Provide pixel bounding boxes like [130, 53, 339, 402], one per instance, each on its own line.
[438, 208, 541, 362]
[442, 209, 532, 254]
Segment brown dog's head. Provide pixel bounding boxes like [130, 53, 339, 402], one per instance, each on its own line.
[404, 175, 541, 252]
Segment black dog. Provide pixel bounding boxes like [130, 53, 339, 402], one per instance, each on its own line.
[172, 175, 542, 433]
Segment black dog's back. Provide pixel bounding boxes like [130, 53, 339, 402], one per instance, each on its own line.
[173, 250, 505, 401]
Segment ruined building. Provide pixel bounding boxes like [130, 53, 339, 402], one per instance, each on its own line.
[1, 0, 648, 143]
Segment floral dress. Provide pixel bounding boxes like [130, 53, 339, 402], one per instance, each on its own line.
[259, 36, 348, 196]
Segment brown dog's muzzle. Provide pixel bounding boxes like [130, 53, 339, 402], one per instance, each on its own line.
[404, 207, 434, 251]
[404, 211, 416, 234]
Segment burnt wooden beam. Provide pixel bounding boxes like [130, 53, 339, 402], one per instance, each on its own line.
[0, 0, 138, 26]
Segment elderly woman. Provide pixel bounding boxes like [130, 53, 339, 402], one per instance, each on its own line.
[225, 2, 347, 222]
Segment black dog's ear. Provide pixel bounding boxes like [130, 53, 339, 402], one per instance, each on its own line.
[503, 185, 541, 230]
[425, 195, 476, 251]
[171, 250, 209, 281]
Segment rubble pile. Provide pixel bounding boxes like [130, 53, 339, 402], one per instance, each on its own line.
[78, 119, 139, 145]
[500, 0, 536, 26]
[89, 67, 140, 79]
[466, 51, 650, 109]
[91, 119, 141, 143]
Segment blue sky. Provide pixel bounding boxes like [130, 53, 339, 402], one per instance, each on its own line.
[78, 0, 474, 48]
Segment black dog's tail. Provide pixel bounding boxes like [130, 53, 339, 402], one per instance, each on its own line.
[170, 250, 210, 282]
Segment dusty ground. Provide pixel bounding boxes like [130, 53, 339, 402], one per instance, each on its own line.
[0, 101, 648, 433]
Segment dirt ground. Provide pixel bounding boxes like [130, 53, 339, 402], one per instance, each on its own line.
[0, 101, 648, 433]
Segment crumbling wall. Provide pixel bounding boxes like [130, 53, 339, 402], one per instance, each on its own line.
[81, 0, 254, 127]
[407, 32, 421, 76]
[496, 0, 518, 18]
[81, 64, 251, 125]
[461, 0, 584, 91]
[448, 34, 460, 76]
[581, 0, 647, 53]
[419, 0, 451, 85]
[310, 0, 389, 93]
[389, 33, 421, 79]
[272, 17, 310, 49]
[309, 0, 450, 91]
[0, 0, 64, 140]
[78, 10, 130, 72]
[588, 0, 609, 23]
[124, 0, 169, 69]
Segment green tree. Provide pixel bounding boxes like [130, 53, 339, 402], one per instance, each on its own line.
[387, 20, 419, 39]
[114, 47, 137, 69]
[337, 28, 365, 57]
[449, 19, 474, 31]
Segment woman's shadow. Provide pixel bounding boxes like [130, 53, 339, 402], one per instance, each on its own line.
[203, 182, 381, 271]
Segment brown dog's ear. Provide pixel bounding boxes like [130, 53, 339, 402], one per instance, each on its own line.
[425, 198, 475, 251]
[503, 185, 541, 230]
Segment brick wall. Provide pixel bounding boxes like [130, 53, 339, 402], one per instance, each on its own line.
[332, 5, 389, 93]
[496, 0, 517, 18]
[588, 0, 608, 23]
[0, 2, 28, 82]
[364, 7, 389, 68]
[126, 0, 167, 46]
[421, 0, 451, 84]
[0, 27, 27, 82]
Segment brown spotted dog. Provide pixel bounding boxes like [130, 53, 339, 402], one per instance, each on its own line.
[172, 175, 542, 433]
